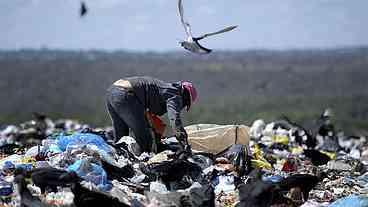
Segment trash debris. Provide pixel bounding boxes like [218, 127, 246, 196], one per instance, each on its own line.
[216, 144, 250, 176]
[238, 170, 275, 207]
[185, 124, 250, 154]
[0, 113, 366, 207]
[67, 159, 111, 191]
[0, 177, 13, 196]
[329, 195, 368, 207]
[304, 149, 332, 166]
[249, 119, 265, 140]
[31, 167, 78, 193]
[327, 160, 352, 171]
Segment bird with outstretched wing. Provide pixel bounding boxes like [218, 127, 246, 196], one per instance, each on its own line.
[178, 0, 237, 54]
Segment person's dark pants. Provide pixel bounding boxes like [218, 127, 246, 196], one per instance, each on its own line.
[106, 85, 153, 153]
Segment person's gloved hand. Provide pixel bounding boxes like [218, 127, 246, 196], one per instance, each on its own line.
[184, 144, 192, 154]
[174, 127, 192, 159]
[175, 144, 192, 159]
[175, 127, 188, 146]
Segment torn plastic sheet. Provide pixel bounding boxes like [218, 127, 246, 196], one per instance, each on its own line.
[67, 159, 111, 191]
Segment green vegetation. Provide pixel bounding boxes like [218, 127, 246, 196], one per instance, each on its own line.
[186, 95, 368, 134]
[0, 48, 367, 135]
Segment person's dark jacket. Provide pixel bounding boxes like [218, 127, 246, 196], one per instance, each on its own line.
[126, 76, 186, 136]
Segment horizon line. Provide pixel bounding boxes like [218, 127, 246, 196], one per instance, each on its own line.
[1, 45, 368, 54]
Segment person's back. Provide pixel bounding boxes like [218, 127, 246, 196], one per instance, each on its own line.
[124, 76, 181, 116]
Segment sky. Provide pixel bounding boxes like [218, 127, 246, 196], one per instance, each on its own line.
[1, 0, 367, 51]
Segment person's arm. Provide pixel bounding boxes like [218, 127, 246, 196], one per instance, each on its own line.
[166, 95, 188, 145]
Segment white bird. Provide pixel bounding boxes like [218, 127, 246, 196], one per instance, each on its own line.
[178, 0, 238, 54]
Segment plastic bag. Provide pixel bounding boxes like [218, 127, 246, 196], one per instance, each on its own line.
[189, 154, 213, 170]
[329, 195, 368, 207]
[57, 133, 116, 164]
[2, 161, 15, 172]
[251, 145, 272, 170]
[272, 134, 289, 145]
[0, 154, 23, 170]
[251, 159, 272, 170]
[0, 178, 13, 196]
[145, 182, 215, 207]
[45, 191, 75, 206]
[217, 144, 249, 176]
[42, 139, 62, 154]
[214, 175, 235, 194]
[238, 173, 274, 207]
[250, 119, 266, 139]
[262, 175, 284, 183]
[116, 136, 141, 157]
[185, 124, 250, 154]
[150, 181, 168, 193]
[57, 133, 113, 153]
[67, 159, 111, 191]
[25, 145, 44, 157]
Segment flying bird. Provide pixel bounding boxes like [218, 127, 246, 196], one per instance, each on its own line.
[80, 1, 88, 17]
[178, 0, 237, 54]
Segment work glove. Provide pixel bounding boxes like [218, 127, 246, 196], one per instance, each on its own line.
[175, 144, 192, 159]
[175, 127, 188, 146]
[174, 127, 192, 158]
[184, 144, 192, 153]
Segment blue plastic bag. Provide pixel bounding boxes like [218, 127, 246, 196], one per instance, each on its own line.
[67, 159, 111, 191]
[56, 132, 115, 164]
[56, 133, 112, 153]
[0, 178, 13, 196]
[15, 163, 33, 171]
[3, 160, 33, 173]
[329, 195, 368, 207]
[262, 175, 284, 183]
[3, 161, 15, 171]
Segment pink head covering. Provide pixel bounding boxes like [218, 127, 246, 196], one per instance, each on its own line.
[181, 81, 197, 111]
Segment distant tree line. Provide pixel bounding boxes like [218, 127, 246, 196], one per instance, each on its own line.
[0, 48, 367, 134]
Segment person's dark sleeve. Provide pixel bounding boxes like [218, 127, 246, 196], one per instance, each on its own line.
[166, 95, 188, 145]
[167, 95, 184, 130]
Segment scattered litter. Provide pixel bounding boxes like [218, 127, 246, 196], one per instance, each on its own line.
[0, 112, 367, 206]
[329, 195, 368, 207]
[185, 124, 250, 154]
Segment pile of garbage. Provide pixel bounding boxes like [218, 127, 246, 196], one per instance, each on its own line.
[1, 110, 368, 207]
